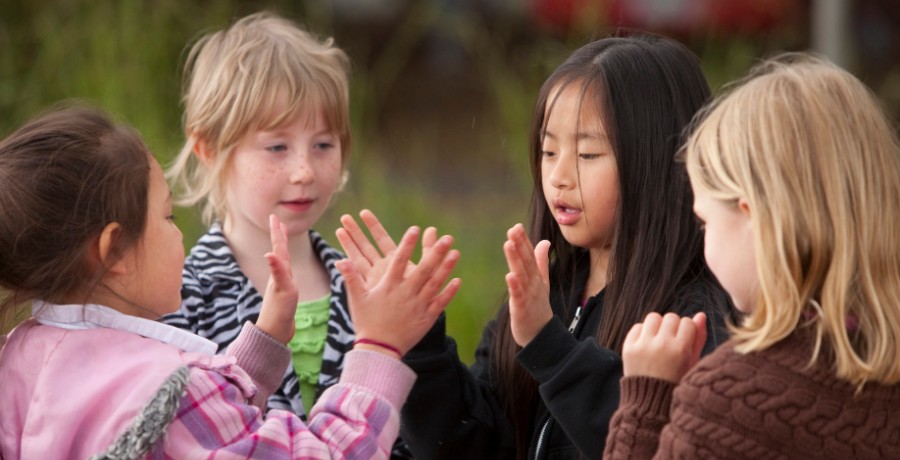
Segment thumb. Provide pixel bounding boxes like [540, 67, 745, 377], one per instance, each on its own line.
[335, 259, 364, 300]
[534, 240, 551, 286]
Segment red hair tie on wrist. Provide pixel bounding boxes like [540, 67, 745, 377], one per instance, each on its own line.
[353, 338, 402, 357]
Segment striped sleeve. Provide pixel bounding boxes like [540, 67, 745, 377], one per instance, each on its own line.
[161, 350, 414, 459]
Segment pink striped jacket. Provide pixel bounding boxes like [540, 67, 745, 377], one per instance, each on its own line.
[0, 303, 414, 459]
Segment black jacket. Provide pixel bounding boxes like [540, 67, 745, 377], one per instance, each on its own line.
[401, 260, 731, 459]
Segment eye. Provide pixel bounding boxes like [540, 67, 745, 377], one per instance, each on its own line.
[166, 214, 176, 222]
[579, 153, 601, 160]
[266, 143, 288, 153]
[541, 150, 556, 158]
[314, 142, 336, 151]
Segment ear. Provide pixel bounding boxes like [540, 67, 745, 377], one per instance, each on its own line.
[192, 136, 215, 166]
[96, 222, 129, 275]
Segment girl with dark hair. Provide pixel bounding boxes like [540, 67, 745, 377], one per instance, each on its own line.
[338, 33, 734, 459]
[0, 106, 461, 459]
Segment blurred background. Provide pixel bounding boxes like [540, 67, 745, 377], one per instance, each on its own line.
[2, 0, 899, 360]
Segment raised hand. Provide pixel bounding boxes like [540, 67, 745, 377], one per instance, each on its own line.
[335, 226, 461, 358]
[335, 209, 437, 284]
[255, 214, 299, 344]
[503, 223, 553, 347]
[622, 312, 707, 383]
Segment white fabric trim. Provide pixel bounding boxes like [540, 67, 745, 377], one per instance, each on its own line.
[32, 300, 217, 355]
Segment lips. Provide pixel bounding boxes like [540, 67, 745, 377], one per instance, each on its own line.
[552, 198, 582, 225]
[280, 198, 314, 212]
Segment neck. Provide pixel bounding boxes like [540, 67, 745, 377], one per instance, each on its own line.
[223, 218, 329, 301]
[75, 285, 163, 320]
[585, 246, 611, 300]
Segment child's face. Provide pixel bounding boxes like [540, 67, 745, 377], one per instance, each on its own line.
[541, 83, 619, 252]
[121, 159, 185, 317]
[224, 109, 342, 239]
[692, 185, 758, 313]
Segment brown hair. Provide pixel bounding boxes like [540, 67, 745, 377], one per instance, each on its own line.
[0, 106, 151, 329]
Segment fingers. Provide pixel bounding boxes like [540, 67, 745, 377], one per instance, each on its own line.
[503, 224, 540, 285]
[335, 258, 363, 300]
[421, 249, 460, 314]
[359, 209, 398, 256]
[340, 213, 383, 263]
[264, 252, 292, 293]
[428, 277, 461, 316]
[691, 312, 708, 361]
[268, 215, 290, 266]
[407, 235, 453, 291]
[624, 322, 643, 347]
[417, 244, 458, 301]
[534, 240, 551, 285]
[335, 227, 368, 272]
[385, 226, 420, 281]
[422, 226, 438, 250]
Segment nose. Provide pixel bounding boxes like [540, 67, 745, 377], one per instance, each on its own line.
[289, 152, 314, 185]
[548, 152, 576, 190]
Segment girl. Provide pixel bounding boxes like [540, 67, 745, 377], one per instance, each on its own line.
[0, 106, 460, 459]
[338, 34, 734, 459]
[604, 55, 900, 459]
[160, 12, 393, 450]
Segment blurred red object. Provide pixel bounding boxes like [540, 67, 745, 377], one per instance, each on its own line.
[531, 0, 803, 35]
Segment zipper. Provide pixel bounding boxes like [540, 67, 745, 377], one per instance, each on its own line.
[567, 306, 583, 333]
[534, 416, 551, 459]
[536, 301, 585, 458]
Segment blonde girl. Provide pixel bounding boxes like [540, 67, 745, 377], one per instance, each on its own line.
[605, 54, 900, 459]
[161, 12, 380, 447]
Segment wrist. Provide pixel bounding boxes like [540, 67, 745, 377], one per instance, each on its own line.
[353, 338, 402, 359]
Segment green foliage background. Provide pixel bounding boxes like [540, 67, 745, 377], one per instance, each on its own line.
[1, 1, 803, 360]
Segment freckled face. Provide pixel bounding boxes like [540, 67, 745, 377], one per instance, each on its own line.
[541, 83, 620, 251]
[224, 109, 343, 240]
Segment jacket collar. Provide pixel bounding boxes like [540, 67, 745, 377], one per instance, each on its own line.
[32, 300, 217, 354]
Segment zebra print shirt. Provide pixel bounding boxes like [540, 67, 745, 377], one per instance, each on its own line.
[160, 223, 355, 417]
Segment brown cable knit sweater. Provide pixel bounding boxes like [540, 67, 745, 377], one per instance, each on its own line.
[604, 328, 900, 459]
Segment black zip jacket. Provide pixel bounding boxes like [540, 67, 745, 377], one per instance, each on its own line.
[401, 262, 731, 459]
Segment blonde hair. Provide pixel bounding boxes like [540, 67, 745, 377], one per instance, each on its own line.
[168, 11, 351, 224]
[686, 54, 900, 386]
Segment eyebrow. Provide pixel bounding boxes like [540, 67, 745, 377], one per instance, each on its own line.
[543, 130, 608, 142]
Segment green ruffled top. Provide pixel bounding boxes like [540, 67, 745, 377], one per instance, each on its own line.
[287, 293, 331, 415]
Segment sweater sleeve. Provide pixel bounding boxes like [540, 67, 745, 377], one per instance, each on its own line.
[162, 350, 414, 459]
[603, 376, 676, 460]
[226, 321, 291, 410]
[400, 314, 517, 459]
[516, 316, 624, 459]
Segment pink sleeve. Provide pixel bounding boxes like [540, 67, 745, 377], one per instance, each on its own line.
[226, 321, 290, 409]
[161, 350, 415, 459]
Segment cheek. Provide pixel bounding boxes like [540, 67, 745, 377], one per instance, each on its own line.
[318, 158, 344, 192]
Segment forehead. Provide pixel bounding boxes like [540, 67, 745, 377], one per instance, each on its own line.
[254, 94, 327, 132]
[147, 158, 169, 197]
[544, 82, 605, 133]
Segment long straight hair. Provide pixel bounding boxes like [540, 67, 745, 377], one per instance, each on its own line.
[492, 34, 730, 456]
[687, 54, 900, 387]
